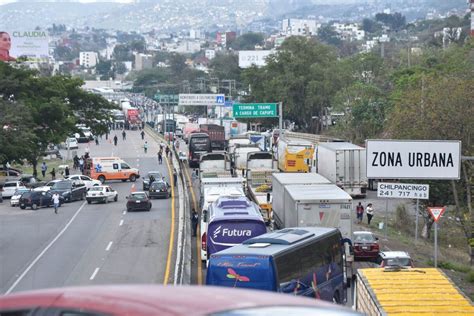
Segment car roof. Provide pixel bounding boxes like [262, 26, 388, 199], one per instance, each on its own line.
[353, 231, 374, 235]
[0, 285, 355, 315]
[4, 181, 22, 184]
[379, 251, 411, 258]
[131, 191, 147, 195]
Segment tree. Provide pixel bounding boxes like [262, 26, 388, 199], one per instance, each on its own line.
[208, 53, 241, 81]
[96, 60, 114, 79]
[169, 53, 187, 77]
[375, 12, 406, 31]
[115, 62, 128, 75]
[229, 33, 265, 50]
[317, 25, 342, 47]
[362, 18, 382, 34]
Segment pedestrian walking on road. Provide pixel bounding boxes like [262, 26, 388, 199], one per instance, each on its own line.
[169, 150, 173, 161]
[50, 168, 56, 180]
[122, 130, 126, 141]
[158, 151, 163, 164]
[366, 203, 374, 225]
[79, 157, 84, 173]
[144, 141, 148, 154]
[141, 130, 145, 140]
[41, 162, 47, 178]
[52, 192, 60, 214]
[356, 202, 364, 224]
[95, 136, 99, 145]
[173, 168, 177, 185]
[64, 166, 70, 177]
[191, 208, 199, 237]
[165, 146, 170, 157]
[73, 155, 79, 170]
[113, 135, 118, 146]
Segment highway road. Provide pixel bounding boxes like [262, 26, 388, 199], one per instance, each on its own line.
[0, 128, 178, 294]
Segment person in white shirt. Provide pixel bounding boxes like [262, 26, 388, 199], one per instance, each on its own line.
[366, 203, 374, 225]
[52, 193, 60, 214]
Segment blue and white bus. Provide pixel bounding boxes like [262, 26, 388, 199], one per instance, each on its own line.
[206, 196, 267, 258]
[206, 227, 346, 304]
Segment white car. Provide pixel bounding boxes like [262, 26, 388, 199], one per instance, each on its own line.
[65, 137, 78, 150]
[10, 188, 31, 206]
[66, 175, 101, 190]
[34, 179, 63, 192]
[1, 181, 27, 198]
[86, 185, 118, 204]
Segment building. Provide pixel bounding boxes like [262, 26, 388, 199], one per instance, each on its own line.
[332, 23, 365, 41]
[205, 49, 216, 60]
[79, 52, 99, 68]
[216, 31, 237, 47]
[135, 53, 153, 71]
[282, 19, 320, 37]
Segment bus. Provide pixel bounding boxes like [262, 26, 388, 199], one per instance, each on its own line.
[206, 196, 267, 258]
[206, 227, 346, 304]
[188, 132, 211, 167]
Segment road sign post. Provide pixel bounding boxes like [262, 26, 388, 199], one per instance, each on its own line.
[232, 103, 278, 118]
[428, 206, 446, 268]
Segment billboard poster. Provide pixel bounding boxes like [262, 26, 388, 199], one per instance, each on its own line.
[238, 50, 275, 68]
[0, 30, 49, 62]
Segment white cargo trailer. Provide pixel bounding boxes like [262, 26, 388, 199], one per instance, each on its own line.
[272, 173, 331, 228]
[317, 142, 367, 197]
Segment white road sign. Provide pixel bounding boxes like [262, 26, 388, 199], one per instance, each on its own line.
[366, 140, 461, 179]
[428, 207, 446, 222]
[178, 94, 225, 106]
[238, 50, 275, 68]
[377, 182, 429, 199]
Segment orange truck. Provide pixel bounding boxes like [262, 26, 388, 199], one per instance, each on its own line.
[84, 157, 140, 183]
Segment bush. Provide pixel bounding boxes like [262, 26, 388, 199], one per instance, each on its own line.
[468, 271, 474, 283]
[395, 204, 411, 231]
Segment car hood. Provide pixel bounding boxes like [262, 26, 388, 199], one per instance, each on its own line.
[50, 188, 71, 194]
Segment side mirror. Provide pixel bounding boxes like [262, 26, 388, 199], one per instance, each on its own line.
[126, 196, 129, 200]
[375, 237, 379, 241]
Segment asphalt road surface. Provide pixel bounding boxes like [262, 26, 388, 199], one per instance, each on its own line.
[0, 128, 177, 294]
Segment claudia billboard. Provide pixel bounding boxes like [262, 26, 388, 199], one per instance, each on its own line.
[0, 30, 49, 62]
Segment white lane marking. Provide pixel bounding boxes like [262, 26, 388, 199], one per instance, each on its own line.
[122, 210, 126, 215]
[119, 219, 124, 226]
[90, 267, 100, 280]
[5, 201, 88, 294]
[106, 241, 113, 251]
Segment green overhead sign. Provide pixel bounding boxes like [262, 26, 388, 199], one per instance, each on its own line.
[233, 103, 278, 118]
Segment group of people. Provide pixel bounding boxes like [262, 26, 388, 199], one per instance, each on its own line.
[356, 202, 374, 225]
[157, 142, 172, 164]
[73, 153, 89, 174]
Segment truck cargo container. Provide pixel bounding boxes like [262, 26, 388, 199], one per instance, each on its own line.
[232, 144, 261, 171]
[355, 268, 474, 316]
[317, 142, 367, 197]
[272, 173, 331, 227]
[200, 124, 226, 150]
[277, 135, 314, 172]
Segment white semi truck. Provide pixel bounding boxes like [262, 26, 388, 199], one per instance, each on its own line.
[316, 142, 367, 197]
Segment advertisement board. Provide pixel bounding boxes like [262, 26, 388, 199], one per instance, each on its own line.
[238, 50, 275, 68]
[0, 30, 49, 62]
[366, 140, 461, 179]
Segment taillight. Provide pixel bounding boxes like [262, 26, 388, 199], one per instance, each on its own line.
[201, 232, 207, 250]
[373, 244, 380, 251]
[380, 261, 385, 267]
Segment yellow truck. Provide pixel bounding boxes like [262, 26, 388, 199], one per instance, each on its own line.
[277, 135, 314, 172]
[355, 268, 474, 315]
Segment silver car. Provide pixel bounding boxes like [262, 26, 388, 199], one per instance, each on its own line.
[10, 188, 31, 206]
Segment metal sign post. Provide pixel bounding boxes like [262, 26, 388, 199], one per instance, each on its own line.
[427, 207, 446, 268]
[415, 199, 419, 243]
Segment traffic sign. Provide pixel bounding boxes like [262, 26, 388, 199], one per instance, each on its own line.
[224, 101, 233, 107]
[377, 183, 429, 199]
[366, 140, 461, 179]
[233, 103, 278, 118]
[428, 207, 446, 222]
[178, 94, 225, 106]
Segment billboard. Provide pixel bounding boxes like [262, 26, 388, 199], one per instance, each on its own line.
[0, 30, 49, 62]
[238, 50, 275, 68]
[366, 140, 461, 179]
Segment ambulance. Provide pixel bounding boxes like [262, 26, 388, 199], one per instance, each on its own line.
[85, 157, 140, 183]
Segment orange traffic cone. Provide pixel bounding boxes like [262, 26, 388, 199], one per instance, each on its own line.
[130, 183, 136, 192]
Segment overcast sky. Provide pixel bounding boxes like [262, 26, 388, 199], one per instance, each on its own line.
[0, 0, 136, 4]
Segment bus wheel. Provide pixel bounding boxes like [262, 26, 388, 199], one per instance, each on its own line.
[129, 174, 137, 182]
[98, 175, 106, 183]
[332, 291, 340, 304]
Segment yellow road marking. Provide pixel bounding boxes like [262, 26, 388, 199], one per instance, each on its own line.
[183, 165, 202, 285]
[145, 128, 175, 285]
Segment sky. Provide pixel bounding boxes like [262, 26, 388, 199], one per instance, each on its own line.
[0, 0, 136, 4]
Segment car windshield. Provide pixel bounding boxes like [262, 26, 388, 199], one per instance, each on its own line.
[385, 257, 411, 267]
[4, 182, 18, 187]
[131, 193, 147, 199]
[147, 172, 161, 179]
[354, 234, 375, 243]
[52, 181, 72, 189]
[89, 187, 105, 192]
[14, 189, 29, 195]
[151, 182, 166, 189]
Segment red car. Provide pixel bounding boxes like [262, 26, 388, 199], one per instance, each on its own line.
[0, 285, 359, 316]
[353, 231, 379, 261]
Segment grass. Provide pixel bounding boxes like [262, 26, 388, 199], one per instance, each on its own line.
[426, 259, 472, 274]
[13, 158, 73, 181]
[468, 271, 474, 283]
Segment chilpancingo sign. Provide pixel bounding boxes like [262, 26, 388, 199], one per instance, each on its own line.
[366, 140, 461, 179]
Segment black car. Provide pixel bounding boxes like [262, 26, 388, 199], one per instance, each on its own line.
[19, 191, 64, 210]
[149, 181, 170, 199]
[126, 192, 152, 212]
[49, 180, 87, 202]
[142, 171, 162, 190]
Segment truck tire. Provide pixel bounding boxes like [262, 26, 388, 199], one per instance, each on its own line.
[129, 174, 137, 182]
[98, 175, 106, 184]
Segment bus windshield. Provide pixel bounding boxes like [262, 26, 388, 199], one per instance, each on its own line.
[206, 255, 275, 291]
[190, 136, 210, 151]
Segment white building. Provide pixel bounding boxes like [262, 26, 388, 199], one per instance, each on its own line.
[169, 41, 201, 54]
[79, 52, 99, 68]
[282, 19, 320, 37]
[332, 23, 365, 41]
[205, 49, 216, 60]
[135, 53, 153, 71]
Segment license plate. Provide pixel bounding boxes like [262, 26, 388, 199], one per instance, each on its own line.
[136, 200, 141, 203]
[92, 194, 96, 196]
[362, 246, 369, 250]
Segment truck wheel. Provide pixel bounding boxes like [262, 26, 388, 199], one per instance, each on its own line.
[20, 204, 26, 209]
[98, 175, 106, 183]
[129, 174, 137, 182]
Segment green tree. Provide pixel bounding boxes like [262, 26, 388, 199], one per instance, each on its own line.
[317, 25, 342, 47]
[208, 53, 241, 81]
[229, 33, 265, 50]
